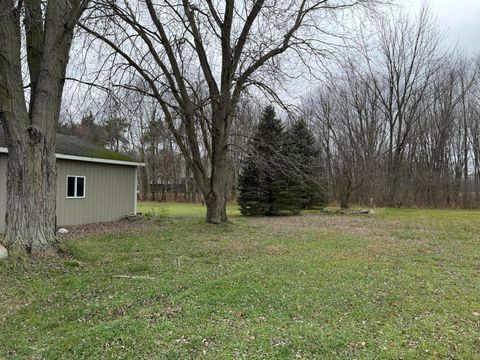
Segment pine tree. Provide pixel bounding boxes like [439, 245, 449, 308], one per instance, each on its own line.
[239, 108, 326, 216]
[238, 153, 269, 216]
[282, 119, 326, 210]
[238, 106, 285, 215]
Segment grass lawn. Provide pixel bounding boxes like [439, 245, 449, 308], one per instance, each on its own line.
[137, 201, 241, 219]
[1, 204, 479, 359]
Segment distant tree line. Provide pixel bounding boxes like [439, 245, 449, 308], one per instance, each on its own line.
[58, 112, 130, 153]
[63, 7, 480, 212]
[301, 10, 480, 209]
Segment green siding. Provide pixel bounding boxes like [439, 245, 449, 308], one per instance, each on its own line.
[0, 156, 137, 233]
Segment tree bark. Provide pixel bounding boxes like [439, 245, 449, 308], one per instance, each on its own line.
[205, 191, 227, 224]
[0, 0, 87, 253]
[203, 107, 230, 224]
[3, 129, 57, 253]
[205, 150, 228, 223]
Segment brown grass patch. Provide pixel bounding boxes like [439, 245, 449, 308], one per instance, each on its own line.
[250, 214, 402, 238]
[265, 246, 292, 255]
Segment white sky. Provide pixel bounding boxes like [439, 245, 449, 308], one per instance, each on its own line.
[408, 0, 480, 53]
[63, 0, 480, 119]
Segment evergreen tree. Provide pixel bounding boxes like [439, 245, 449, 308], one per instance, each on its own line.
[103, 116, 130, 152]
[239, 108, 326, 216]
[238, 153, 269, 216]
[283, 119, 326, 210]
[78, 112, 107, 147]
[57, 112, 107, 148]
[238, 106, 284, 215]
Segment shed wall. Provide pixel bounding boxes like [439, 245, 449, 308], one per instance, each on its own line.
[0, 156, 137, 233]
[56, 159, 136, 227]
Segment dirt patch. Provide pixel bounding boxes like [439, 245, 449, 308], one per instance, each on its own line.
[57, 217, 154, 240]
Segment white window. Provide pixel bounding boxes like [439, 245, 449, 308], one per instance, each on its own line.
[66, 176, 86, 199]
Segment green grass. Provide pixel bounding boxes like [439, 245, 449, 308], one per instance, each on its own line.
[1, 204, 479, 359]
[137, 201, 240, 219]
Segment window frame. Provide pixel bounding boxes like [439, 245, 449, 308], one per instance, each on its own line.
[66, 175, 86, 199]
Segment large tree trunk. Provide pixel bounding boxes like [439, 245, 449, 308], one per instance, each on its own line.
[205, 191, 227, 224]
[205, 150, 228, 224]
[1, 64, 61, 253]
[4, 130, 57, 253]
[0, 0, 87, 254]
[0, 2, 57, 253]
[204, 111, 229, 224]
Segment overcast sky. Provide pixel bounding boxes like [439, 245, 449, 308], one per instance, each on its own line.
[63, 0, 480, 119]
[408, 0, 480, 53]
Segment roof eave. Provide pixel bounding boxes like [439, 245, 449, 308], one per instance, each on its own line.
[0, 147, 145, 167]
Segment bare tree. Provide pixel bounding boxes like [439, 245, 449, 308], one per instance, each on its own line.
[0, 0, 88, 253]
[360, 8, 444, 205]
[80, 0, 376, 223]
[303, 8, 480, 209]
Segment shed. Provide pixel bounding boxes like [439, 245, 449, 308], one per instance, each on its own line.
[0, 128, 143, 233]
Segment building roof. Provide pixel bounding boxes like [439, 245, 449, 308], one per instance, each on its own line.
[0, 127, 143, 167]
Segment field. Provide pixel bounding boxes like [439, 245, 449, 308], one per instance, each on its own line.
[1, 203, 479, 359]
